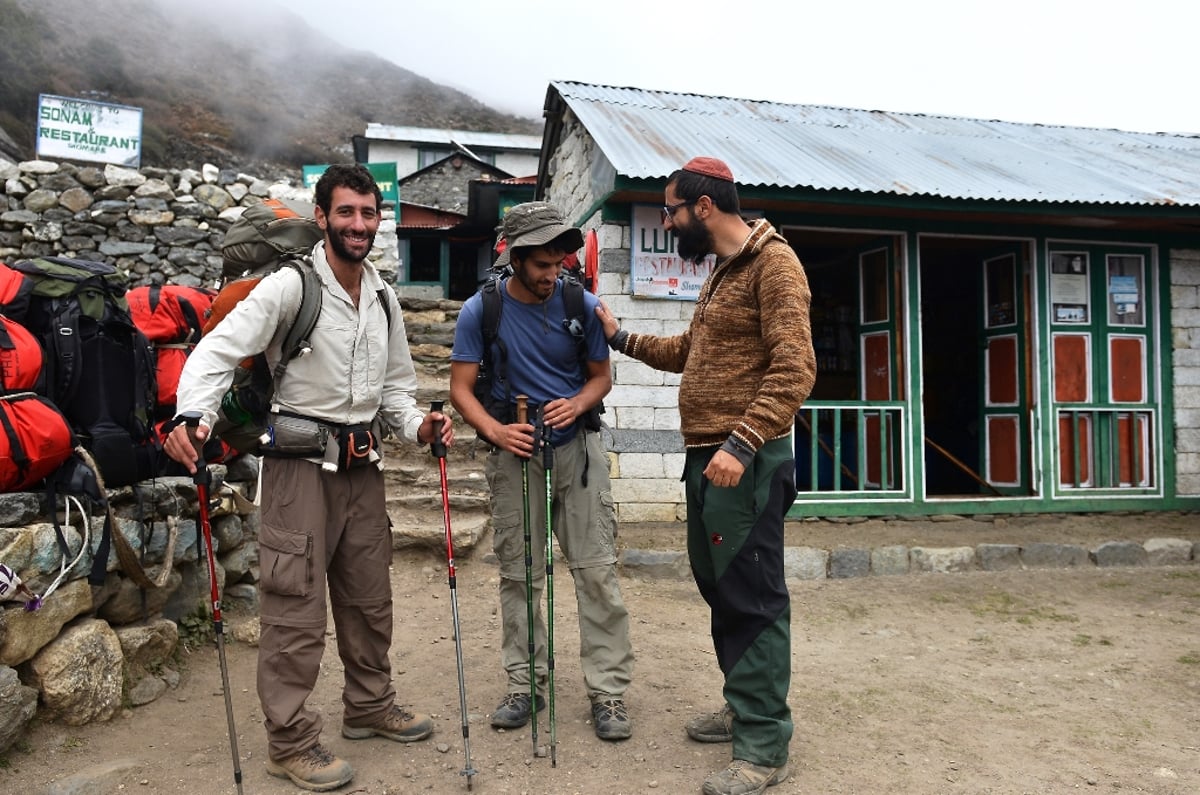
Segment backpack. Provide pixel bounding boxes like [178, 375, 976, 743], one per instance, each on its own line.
[203, 200, 391, 454]
[474, 273, 602, 436]
[1, 257, 158, 488]
[127, 284, 218, 419]
[0, 315, 74, 492]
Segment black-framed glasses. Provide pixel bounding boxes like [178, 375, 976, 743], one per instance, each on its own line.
[662, 199, 695, 222]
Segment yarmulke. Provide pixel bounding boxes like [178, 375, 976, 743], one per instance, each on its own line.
[682, 156, 734, 182]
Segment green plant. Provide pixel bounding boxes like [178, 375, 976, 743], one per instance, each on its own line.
[177, 605, 215, 649]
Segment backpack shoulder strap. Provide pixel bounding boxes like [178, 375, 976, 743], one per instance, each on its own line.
[561, 274, 588, 366]
[272, 258, 323, 384]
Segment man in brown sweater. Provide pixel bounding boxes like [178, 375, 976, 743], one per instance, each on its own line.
[597, 156, 815, 795]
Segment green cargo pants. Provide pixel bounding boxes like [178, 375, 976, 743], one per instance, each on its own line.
[685, 436, 796, 768]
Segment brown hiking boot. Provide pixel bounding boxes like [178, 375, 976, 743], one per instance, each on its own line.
[342, 704, 433, 743]
[702, 759, 790, 795]
[265, 743, 354, 792]
[686, 704, 735, 743]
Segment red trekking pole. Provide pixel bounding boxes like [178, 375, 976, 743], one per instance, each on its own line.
[431, 401, 477, 789]
[165, 411, 243, 794]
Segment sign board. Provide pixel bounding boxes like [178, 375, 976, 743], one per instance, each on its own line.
[36, 94, 142, 167]
[302, 162, 399, 206]
[630, 204, 714, 300]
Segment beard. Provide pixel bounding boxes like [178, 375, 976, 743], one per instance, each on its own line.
[326, 226, 376, 264]
[674, 213, 714, 263]
[513, 260, 556, 300]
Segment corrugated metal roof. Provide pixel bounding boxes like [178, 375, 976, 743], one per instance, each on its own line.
[364, 124, 541, 152]
[550, 81, 1200, 206]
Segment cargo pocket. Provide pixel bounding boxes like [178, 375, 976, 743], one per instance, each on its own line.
[492, 508, 525, 580]
[260, 524, 312, 597]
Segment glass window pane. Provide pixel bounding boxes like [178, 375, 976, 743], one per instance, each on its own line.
[1107, 254, 1144, 326]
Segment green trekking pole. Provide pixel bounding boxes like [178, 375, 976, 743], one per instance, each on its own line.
[515, 395, 538, 756]
[540, 410, 557, 766]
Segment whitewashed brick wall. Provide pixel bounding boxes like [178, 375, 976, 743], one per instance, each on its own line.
[1171, 249, 1200, 496]
[545, 119, 694, 521]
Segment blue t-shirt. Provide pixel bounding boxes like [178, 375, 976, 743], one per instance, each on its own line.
[452, 278, 608, 442]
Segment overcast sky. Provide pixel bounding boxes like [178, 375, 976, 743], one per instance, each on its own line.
[282, 0, 1199, 135]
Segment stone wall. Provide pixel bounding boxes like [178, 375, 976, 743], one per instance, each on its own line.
[1171, 249, 1200, 495]
[0, 159, 400, 285]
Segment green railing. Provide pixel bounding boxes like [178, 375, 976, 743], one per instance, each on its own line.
[1056, 406, 1156, 491]
[794, 402, 906, 495]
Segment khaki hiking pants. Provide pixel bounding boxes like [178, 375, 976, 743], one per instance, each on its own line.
[486, 428, 634, 699]
[256, 457, 396, 761]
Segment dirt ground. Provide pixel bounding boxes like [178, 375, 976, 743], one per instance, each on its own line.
[4, 513, 1200, 795]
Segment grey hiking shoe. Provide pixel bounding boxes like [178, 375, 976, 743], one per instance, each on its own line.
[265, 743, 354, 792]
[490, 692, 545, 729]
[342, 704, 433, 743]
[590, 697, 632, 740]
[686, 703, 735, 742]
[702, 759, 790, 795]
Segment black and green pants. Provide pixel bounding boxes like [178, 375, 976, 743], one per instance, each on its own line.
[685, 436, 796, 768]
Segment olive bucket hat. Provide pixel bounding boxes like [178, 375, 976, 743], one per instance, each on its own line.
[493, 201, 583, 269]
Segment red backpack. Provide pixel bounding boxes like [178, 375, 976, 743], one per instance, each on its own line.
[127, 284, 217, 417]
[0, 314, 74, 492]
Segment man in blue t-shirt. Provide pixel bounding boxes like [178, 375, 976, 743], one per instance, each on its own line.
[449, 201, 634, 741]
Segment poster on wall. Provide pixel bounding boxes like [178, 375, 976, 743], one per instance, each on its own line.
[630, 204, 714, 300]
[36, 94, 142, 167]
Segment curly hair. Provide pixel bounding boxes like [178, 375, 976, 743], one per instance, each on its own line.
[314, 163, 383, 214]
[668, 169, 741, 216]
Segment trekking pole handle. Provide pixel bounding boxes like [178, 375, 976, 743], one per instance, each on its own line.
[430, 400, 447, 459]
[164, 410, 208, 472]
[515, 395, 528, 425]
[541, 410, 554, 469]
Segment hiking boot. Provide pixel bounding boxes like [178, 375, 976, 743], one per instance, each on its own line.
[687, 704, 735, 743]
[490, 692, 545, 728]
[342, 704, 433, 743]
[265, 743, 354, 792]
[702, 759, 789, 795]
[590, 697, 632, 740]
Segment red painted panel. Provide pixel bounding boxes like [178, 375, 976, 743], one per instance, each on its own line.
[1058, 414, 1091, 486]
[987, 336, 1018, 405]
[1053, 335, 1089, 402]
[862, 332, 890, 401]
[1110, 337, 1145, 403]
[987, 415, 1019, 484]
[1117, 414, 1150, 486]
[864, 413, 894, 487]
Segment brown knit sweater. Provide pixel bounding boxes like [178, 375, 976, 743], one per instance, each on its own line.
[624, 219, 816, 452]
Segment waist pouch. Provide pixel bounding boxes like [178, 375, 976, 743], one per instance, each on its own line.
[265, 412, 382, 471]
[264, 411, 331, 457]
[330, 423, 379, 471]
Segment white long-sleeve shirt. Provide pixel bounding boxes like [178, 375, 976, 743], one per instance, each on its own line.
[175, 241, 425, 444]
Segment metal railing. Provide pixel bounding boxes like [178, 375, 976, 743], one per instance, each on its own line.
[1057, 406, 1155, 490]
[794, 402, 906, 494]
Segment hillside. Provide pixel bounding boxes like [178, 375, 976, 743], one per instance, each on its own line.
[0, 0, 540, 176]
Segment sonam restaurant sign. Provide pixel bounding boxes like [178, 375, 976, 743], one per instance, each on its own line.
[36, 94, 143, 167]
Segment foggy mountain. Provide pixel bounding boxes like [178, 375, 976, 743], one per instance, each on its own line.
[0, 0, 541, 177]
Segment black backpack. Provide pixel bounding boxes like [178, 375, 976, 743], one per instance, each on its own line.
[4, 257, 159, 488]
[474, 273, 602, 434]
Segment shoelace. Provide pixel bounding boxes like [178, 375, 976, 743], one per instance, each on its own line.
[594, 700, 628, 721]
[302, 745, 335, 766]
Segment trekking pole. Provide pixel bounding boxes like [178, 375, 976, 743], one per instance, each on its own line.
[515, 395, 539, 757]
[165, 411, 243, 795]
[430, 400, 477, 790]
[539, 410, 557, 766]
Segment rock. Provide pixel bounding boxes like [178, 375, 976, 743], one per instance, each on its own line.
[0, 579, 92, 667]
[0, 665, 37, 753]
[115, 618, 178, 674]
[45, 758, 143, 795]
[25, 618, 124, 725]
